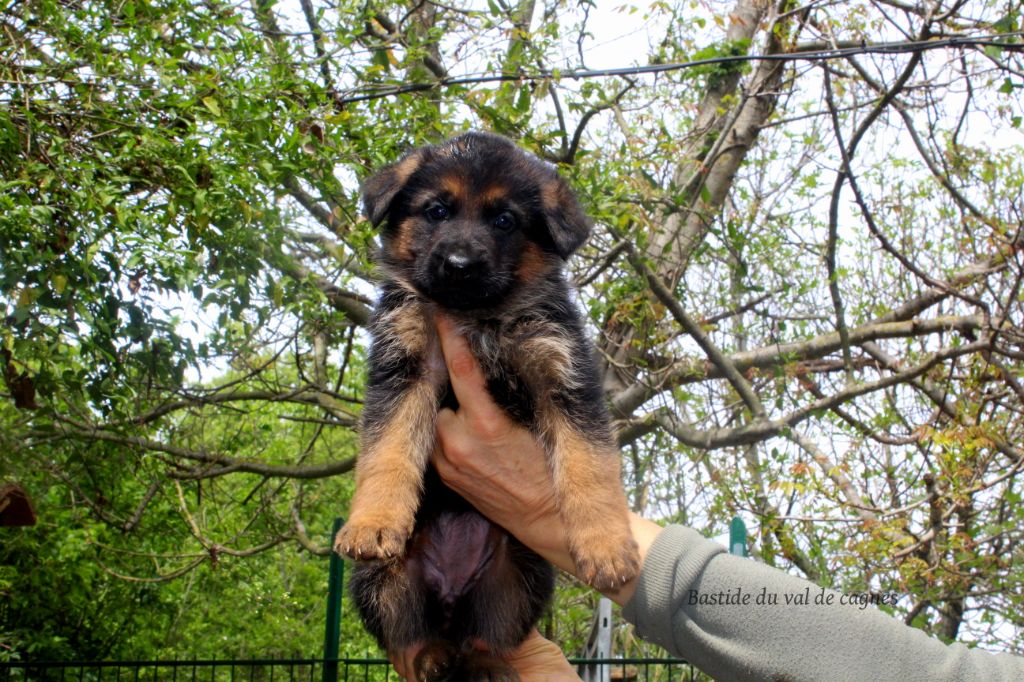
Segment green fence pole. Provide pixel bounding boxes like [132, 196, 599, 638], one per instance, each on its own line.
[729, 516, 748, 557]
[323, 518, 345, 682]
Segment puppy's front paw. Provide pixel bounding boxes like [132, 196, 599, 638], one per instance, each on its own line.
[569, 526, 640, 590]
[334, 520, 409, 560]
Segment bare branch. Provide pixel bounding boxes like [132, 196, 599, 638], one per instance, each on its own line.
[47, 419, 357, 480]
[623, 240, 766, 420]
[655, 339, 989, 450]
[611, 313, 987, 417]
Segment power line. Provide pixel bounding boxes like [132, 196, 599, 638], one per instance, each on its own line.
[336, 33, 1024, 105]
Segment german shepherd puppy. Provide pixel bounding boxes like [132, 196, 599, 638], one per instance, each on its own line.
[336, 132, 639, 681]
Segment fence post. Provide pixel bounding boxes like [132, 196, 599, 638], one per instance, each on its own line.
[730, 516, 748, 557]
[579, 596, 612, 682]
[323, 517, 345, 682]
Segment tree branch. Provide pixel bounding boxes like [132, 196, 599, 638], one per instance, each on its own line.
[654, 339, 989, 450]
[623, 240, 767, 420]
[47, 419, 357, 480]
[611, 313, 987, 417]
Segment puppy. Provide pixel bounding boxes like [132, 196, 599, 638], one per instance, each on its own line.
[336, 132, 639, 681]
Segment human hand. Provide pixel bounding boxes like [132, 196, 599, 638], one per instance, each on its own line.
[503, 629, 579, 681]
[432, 314, 660, 604]
[431, 314, 576, 575]
[388, 629, 578, 681]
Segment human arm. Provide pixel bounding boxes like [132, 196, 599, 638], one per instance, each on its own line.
[626, 525, 1024, 681]
[433, 314, 1024, 681]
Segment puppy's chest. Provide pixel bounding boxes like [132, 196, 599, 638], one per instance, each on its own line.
[458, 322, 575, 426]
[374, 298, 578, 404]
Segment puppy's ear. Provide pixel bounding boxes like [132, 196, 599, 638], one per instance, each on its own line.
[540, 177, 592, 258]
[361, 150, 424, 226]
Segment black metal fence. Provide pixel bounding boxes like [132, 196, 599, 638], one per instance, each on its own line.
[0, 660, 365, 682]
[0, 656, 698, 682]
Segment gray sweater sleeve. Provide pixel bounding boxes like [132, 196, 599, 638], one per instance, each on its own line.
[621, 525, 1024, 681]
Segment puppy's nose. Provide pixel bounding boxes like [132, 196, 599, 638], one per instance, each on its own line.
[445, 253, 472, 271]
[440, 250, 483, 279]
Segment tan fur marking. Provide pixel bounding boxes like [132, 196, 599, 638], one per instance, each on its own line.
[517, 334, 577, 389]
[393, 217, 416, 262]
[541, 410, 640, 589]
[377, 566, 419, 637]
[516, 242, 553, 282]
[539, 180, 562, 213]
[392, 152, 422, 186]
[480, 184, 509, 206]
[440, 174, 467, 204]
[379, 303, 430, 358]
[393, 311, 428, 354]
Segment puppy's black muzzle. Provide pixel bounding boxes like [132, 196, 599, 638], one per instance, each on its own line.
[424, 243, 500, 310]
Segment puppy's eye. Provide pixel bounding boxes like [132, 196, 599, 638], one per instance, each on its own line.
[493, 211, 516, 231]
[425, 203, 449, 222]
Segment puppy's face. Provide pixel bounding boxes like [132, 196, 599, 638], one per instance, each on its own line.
[362, 133, 591, 310]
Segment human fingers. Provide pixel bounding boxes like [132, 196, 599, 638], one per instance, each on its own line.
[434, 313, 507, 429]
[434, 406, 474, 472]
[434, 404, 549, 512]
[388, 643, 422, 681]
[505, 629, 578, 681]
